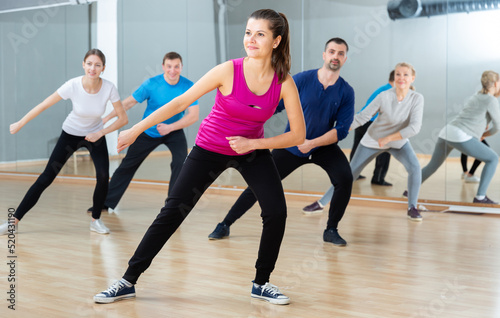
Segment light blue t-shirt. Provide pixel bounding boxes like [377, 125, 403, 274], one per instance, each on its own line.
[359, 83, 392, 122]
[133, 74, 198, 138]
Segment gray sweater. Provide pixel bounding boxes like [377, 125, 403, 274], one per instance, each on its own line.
[449, 93, 500, 139]
[352, 88, 424, 149]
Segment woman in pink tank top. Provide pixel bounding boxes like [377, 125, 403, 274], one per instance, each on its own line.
[94, 9, 305, 305]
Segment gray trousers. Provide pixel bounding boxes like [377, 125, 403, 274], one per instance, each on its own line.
[319, 142, 421, 208]
[422, 137, 498, 196]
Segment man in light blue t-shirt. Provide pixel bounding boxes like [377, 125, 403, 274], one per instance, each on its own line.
[351, 70, 394, 185]
[88, 52, 199, 213]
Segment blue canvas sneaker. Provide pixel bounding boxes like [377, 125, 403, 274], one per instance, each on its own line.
[94, 279, 136, 303]
[251, 282, 290, 305]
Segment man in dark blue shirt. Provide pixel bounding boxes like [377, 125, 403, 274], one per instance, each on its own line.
[208, 38, 355, 246]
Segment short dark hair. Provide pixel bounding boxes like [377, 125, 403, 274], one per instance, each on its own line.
[324, 37, 349, 53]
[389, 70, 395, 82]
[163, 52, 182, 64]
[84, 48, 106, 65]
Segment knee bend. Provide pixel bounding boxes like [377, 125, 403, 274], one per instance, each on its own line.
[36, 173, 56, 188]
[95, 170, 109, 182]
[335, 171, 353, 187]
[406, 163, 421, 174]
[262, 209, 287, 225]
[485, 153, 499, 165]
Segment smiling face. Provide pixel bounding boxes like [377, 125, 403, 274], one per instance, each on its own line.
[82, 55, 105, 79]
[162, 58, 182, 85]
[323, 41, 347, 72]
[394, 66, 415, 90]
[243, 18, 281, 59]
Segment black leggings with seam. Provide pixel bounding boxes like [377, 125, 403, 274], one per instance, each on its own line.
[123, 145, 286, 286]
[14, 130, 109, 221]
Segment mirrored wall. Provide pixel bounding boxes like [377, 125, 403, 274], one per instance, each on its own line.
[2, 0, 500, 206]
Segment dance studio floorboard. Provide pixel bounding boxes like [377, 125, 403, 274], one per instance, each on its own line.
[1, 175, 500, 317]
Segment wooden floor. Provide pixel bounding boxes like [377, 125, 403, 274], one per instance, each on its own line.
[1, 175, 500, 317]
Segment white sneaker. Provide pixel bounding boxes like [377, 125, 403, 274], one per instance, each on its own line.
[464, 175, 480, 183]
[0, 221, 16, 236]
[90, 219, 110, 234]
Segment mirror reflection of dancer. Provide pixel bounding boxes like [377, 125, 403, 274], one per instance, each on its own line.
[1, 49, 128, 236]
[94, 9, 305, 305]
[87, 52, 199, 214]
[421, 71, 500, 204]
[460, 137, 489, 183]
[351, 70, 394, 186]
[305, 63, 425, 221]
[208, 37, 355, 246]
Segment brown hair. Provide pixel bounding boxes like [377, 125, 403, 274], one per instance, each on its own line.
[163, 52, 183, 64]
[480, 70, 499, 94]
[389, 70, 395, 82]
[84, 48, 106, 65]
[249, 9, 291, 84]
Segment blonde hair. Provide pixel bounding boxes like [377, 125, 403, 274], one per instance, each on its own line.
[395, 62, 416, 91]
[480, 70, 499, 94]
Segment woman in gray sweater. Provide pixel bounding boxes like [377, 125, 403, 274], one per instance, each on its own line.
[421, 71, 500, 204]
[304, 62, 425, 221]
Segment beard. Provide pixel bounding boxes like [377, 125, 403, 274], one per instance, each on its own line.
[327, 60, 341, 71]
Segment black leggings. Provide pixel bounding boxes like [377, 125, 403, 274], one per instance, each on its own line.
[123, 145, 286, 285]
[223, 144, 353, 230]
[461, 139, 489, 175]
[14, 130, 109, 221]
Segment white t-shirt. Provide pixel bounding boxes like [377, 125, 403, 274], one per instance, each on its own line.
[438, 124, 473, 143]
[57, 76, 120, 136]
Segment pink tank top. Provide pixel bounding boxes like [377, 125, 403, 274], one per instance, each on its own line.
[196, 58, 282, 155]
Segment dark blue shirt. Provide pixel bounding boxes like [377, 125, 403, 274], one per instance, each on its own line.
[276, 69, 355, 157]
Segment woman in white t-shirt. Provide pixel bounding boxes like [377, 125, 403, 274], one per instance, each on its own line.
[421, 71, 500, 204]
[1, 49, 128, 235]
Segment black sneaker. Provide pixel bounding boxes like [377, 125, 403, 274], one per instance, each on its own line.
[473, 196, 498, 205]
[208, 222, 230, 240]
[302, 201, 324, 214]
[402, 190, 408, 198]
[323, 228, 347, 246]
[407, 207, 422, 221]
[371, 180, 393, 186]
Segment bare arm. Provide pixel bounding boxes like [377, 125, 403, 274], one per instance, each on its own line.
[156, 105, 200, 136]
[227, 74, 306, 154]
[103, 95, 137, 124]
[85, 100, 129, 142]
[117, 62, 231, 152]
[10, 92, 62, 134]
